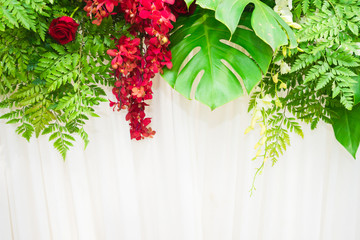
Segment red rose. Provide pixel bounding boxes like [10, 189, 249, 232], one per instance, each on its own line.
[169, 0, 197, 18]
[48, 16, 79, 45]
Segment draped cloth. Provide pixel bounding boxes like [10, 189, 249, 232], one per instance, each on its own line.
[1, 76, 360, 240]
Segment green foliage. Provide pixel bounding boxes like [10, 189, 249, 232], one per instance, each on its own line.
[247, 84, 304, 194]
[0, 0, 54, 40]
[291, 0, 360, 110]
[286, 84, 335, 129]
[352, 76, 360, 105]
[249, 0, 360, 176]
[0, 1, 125, 159]
[251, 49, 342, 166]
[331, 104, 360, 158]
[194, 0, 297, 51]
[162, 9, 273, 110]
[293, 0, 323, 17]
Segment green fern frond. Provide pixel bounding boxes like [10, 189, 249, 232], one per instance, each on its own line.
[15, 122, 34, 141]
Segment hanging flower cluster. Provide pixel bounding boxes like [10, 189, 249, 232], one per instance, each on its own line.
[84, 0, 175, 140]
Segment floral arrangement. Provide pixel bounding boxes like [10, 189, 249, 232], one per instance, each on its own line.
[0, 0, 359, 185]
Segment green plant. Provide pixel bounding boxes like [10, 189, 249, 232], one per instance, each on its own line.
[163, 0, 297, 109]
[248, 0, 360, 192]
[0, 0, 358, 184]
[162, 9, 273, 109]
[0, 1, 127, 159]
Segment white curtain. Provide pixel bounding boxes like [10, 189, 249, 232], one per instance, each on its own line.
[1, 76, 360, 240]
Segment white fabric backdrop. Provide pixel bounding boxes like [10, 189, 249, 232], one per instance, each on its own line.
[1, 76, 360, 240]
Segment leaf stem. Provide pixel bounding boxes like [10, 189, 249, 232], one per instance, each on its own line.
[70, 7, 80, 18]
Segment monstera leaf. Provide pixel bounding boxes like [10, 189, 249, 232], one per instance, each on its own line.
[331, 104, 360, 158]
[162, 9, 272, 109]
[190, 0, 297, 51]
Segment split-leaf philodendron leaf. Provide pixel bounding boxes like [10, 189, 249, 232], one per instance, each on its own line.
[162, 9, 272, 110]
[190, 0, 297, 51]
[331, 104, 360, 159]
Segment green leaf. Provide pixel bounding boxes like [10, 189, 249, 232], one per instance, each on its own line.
[331, 104, 360, 158]
[185, 0, 195, 7]
[348, 21, 359, 36]
[197, 0, 297, 50]
[302, 0, 309, 13]
[42, 125, 55, 135]
[162, 10, 272, 110]
[6, 118, 20, 124]
[49, 131, 60, 141]
[196, 0, 220, 10]
[352, 76, 360, 105]
[15, 123, 34, 142]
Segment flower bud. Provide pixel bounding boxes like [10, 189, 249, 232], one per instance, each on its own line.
[245, 126, 253, 134]
[254, 110, 262, 120]
[289, 22, 302, 29]
[256, 149, 262, 157]
[272, 73, 279, 83]
[272, 73, 279, 84]
[260, 123, 266, 135]
[159, 35, 168, 45]
[279, 82, 287, 89]
[100, 10, 107, 17]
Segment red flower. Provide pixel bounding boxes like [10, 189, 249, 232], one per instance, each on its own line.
[84, 0, 119, 25]
[48, 16, 79, 45]
[88, 0, 176, 140]
[170, 0, 196, 18]
[97, 0, 119, 13]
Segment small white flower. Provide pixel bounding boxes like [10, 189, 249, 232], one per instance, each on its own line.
[250, 109, 263, 127]
[274, 0, 301, 29]
[280, 61, 291, 74]
[288, 0, 292, 10]
[256, 94, 274, 111]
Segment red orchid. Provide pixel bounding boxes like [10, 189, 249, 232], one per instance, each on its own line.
[84, 0, 119, 25]
[86, 0, 174, 140]
[97, 0, 119, 12]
